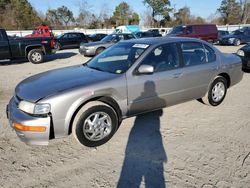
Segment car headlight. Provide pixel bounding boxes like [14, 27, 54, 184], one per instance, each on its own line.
[228, 38, 235, 43]
[18, 101, 51, 115]
[237, 50, 245, 57]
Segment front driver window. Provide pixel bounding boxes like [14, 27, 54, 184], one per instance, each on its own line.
[140, 43, 180, 72]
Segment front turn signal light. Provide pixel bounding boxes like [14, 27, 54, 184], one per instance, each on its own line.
[13, 123, 46, 132]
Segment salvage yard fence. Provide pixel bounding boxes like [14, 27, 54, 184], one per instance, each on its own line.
[6, 24, 250, 37]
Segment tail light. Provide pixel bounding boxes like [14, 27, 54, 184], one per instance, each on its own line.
[50, 39, 55, 48]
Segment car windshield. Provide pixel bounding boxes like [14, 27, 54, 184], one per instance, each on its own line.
[101, 35, 116, 42]
[232, 30, 243, 35]
[169, 26, 185, 34]
[85, 42, 150, 74]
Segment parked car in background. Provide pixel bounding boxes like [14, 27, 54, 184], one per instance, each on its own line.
[135, 31, 161, 38]
[147, 29, 162, 37]
[218, 30, 229, 41]
[0, 29, 55, 64]
[7, 37, 243, 147]
[167, 24, 218, 43]
[219, 27, 250, 46]
[87, 33, 107, 42]
[237, 44, 250, 70]
[55, 32, 88, 50]
[79, 33, 137, 56]
[25, 26, 53, 38]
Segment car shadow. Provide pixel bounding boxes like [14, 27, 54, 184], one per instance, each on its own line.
[45, 52, 77, 61]
[117, 81, 167, 188]
[0, 52, 77, 66]
[243, 68, 250, 73]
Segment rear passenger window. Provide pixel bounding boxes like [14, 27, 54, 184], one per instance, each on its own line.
[204, 45, 216, 62]
[140, 43, 180, 72]
[181, 42, 206, 66]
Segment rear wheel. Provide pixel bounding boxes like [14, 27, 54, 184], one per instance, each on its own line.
[72, 101, 119, 147]
[200, 76, 227, 106]
[54, 42, 61, 50]
[27, 49, 44, 64]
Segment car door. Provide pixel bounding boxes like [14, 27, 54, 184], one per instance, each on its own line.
[177, 42, 218, 100]
[60, 33, 70, 48]
[243, 30, 250, 43]
[67, 33, 78, 48]
[126, 43, 187, 116]
[0, 31, 11, 59]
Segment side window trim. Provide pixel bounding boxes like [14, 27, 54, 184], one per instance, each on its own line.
[180, 41, 206, 67]
[136, 42, 181, 73]
[203, 44, 217, 63]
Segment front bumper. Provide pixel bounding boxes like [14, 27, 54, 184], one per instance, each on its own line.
[241, 57, 250, 70]
[79, 46, 95, 56]
[6, 97, 51, 145]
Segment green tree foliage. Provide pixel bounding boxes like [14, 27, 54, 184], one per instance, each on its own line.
[218, 0, 241, 24]
[0, 0, 41, 29]
[143, 0, 172, 27]
[111, 2, 140, 26]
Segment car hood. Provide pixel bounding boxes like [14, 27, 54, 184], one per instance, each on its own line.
[83, 41, 110, 47]
[222, 34, 239, 39]
[15, 65, 117, 102]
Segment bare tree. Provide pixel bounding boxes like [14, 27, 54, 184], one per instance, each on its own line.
[76, 0, 92, 28]
[141, 8, 154, 27]
[240, 0, 250, 24]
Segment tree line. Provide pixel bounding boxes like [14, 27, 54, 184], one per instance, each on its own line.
[0, 0, 249, 30]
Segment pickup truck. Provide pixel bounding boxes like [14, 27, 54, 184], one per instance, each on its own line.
[0, 29, 55, 64]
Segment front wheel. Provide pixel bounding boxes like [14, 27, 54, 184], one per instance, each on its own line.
[27, 49, 44, 64]
[72, 101, 119, 147]
[234, 39, 241, 46]
[201, 76, 227, 106]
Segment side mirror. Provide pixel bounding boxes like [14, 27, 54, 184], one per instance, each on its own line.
[137, 65, 154, 75]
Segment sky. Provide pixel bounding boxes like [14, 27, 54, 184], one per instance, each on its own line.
[28, 0, 222, 20]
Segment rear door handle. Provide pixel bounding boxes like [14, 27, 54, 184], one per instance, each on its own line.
[173, 73, 183, 78]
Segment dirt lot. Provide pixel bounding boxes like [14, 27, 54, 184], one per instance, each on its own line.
[0, 45, 249, 188]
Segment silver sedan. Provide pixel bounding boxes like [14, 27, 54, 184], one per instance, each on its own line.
[7, 37, 243, 147]
[79, 33, 137, 56]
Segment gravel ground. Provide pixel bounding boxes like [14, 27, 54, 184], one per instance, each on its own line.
[0, 45, 249, 188]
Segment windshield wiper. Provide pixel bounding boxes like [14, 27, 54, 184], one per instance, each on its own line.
[88, 66, 104, 72]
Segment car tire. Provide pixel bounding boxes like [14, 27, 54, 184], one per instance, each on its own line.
[201, 76, 227, 106]
[234, 39, 241, 46]
[72, 101, 119, 147]
[27, 49, 44, 64]
[55, 42, 61, 50]
[96, 47, 105, 55]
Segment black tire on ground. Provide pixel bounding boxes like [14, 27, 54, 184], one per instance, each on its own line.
[95, 47, 105, 55]
[54, 42, 61, 50]
[27, 49, 44, 64]
[72, 101, 119, 147]
[200, 76, 227, 106]
[234, 39, 241, 46]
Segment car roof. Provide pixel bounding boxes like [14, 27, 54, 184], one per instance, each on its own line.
[120, 36, 205, 45]
[63, 32, 83, 34]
